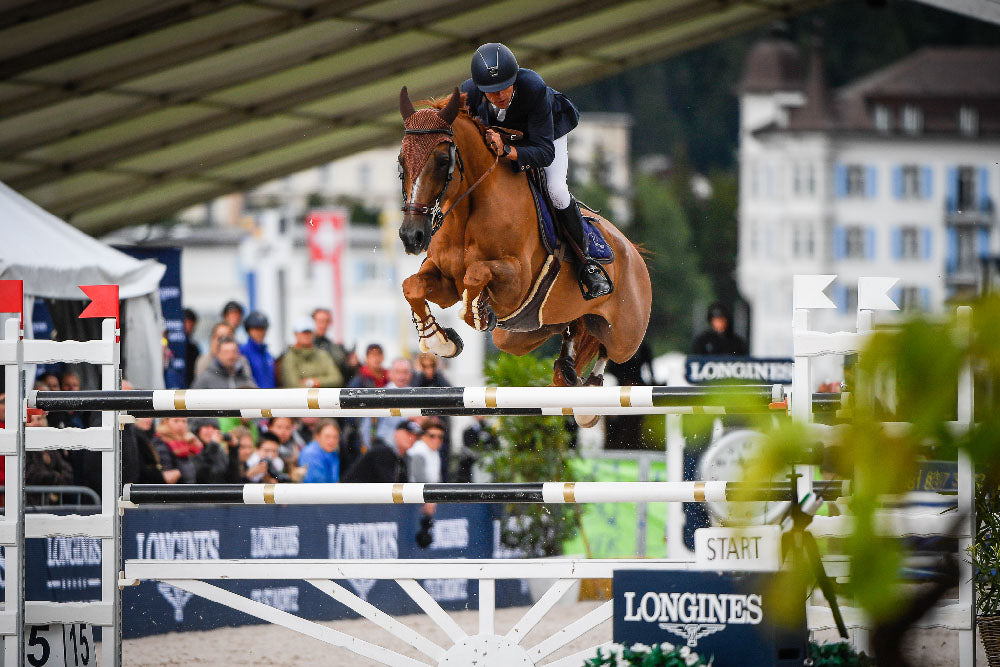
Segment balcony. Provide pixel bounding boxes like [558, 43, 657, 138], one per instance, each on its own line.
[945, 197, 995, 226]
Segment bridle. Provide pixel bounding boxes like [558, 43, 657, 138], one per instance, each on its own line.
[400, 127, 462, 237]
[400, 126, 500, 240]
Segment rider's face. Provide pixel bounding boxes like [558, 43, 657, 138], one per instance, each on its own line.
[485, 85, 514, 109]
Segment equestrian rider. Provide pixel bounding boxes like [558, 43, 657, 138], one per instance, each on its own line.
[460, 43, 613, 300]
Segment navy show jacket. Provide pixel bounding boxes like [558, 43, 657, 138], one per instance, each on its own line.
[461, 68, 579, 172]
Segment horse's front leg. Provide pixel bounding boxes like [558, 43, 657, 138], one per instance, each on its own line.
[459, 257, 523, 332]
[402, 263, 463, 358]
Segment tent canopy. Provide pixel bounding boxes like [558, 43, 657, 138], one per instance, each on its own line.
[0, 180, 164, 299]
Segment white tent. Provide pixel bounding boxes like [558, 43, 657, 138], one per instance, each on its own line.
[0, 180, 166, 388]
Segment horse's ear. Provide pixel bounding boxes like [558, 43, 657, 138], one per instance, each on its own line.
[399, 86, 416, 121]
[437, 87, 461, 125]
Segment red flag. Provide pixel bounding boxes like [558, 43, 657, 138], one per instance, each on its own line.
[0, 280, 22, 314]
[79, 285, 119, 326]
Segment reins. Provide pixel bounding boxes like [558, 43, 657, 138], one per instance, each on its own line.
[438, 150, 499, 225]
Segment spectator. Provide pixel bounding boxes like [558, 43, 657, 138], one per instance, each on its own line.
[691, 303, 748, 356]
[312, 308, 357, 382]
[240, 311, 276, 389]
[348, 343, 387, 388]
[299, 419, 341, 483]
[411, 353, 452, 480]
[221, 301, 245, 342]
[47, 371, 95, 429]
[151, 417, 199, 484]
[408, 418, 445, 483]
[194, 322, 235, 377]
[373, 358, 414, 444]
[228, 426, 258, 482]
[131, 416, 166, 484]
[281, 317, 343, 388]
[246, 434, 287, 483]
[25, 411, 74, 505]
[342, 420, 421, 483]
[190, 417, 231, 483]
[267, 416, 307, 471]
[36, 372, 60, 391]
[183, 308, 200, 388]
[191, 338, 257, 389]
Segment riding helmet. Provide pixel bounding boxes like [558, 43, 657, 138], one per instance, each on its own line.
[244, 310, 269, 330]
[471, 43, 518, 93]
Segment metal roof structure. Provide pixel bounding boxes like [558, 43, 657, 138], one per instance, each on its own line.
[0, 0, 831, 235]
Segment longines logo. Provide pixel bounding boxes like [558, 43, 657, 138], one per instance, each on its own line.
[136, 530, 220, 623]
[327, 522, 398, 600]
[622, 590, 763, 648]
[686, 357, 793, 384]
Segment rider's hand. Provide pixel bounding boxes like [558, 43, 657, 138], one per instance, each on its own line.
[486, 129, 503, 154]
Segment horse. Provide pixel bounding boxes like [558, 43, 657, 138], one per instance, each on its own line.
[396, 87, 651, 422]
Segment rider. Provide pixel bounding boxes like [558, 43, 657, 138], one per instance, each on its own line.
[460, 42, 613, 300]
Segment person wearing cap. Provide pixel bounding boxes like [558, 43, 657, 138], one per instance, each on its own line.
[342, 420, 421, 484]
[280, 317, 344, 389]
[691, 302, 748, 356]
[239, 310, 276, 389]
[460, 43, 611, 300]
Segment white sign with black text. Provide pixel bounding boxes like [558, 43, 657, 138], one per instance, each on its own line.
[694, 526, 782, 572]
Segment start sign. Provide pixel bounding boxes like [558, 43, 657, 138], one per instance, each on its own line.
[695, 526, 782, 572]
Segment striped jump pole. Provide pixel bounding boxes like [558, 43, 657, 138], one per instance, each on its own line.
[120, 480, 849, 506]
[31, 385, 839, 415]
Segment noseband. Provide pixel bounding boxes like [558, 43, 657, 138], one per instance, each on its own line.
[400, 127, 463, 237]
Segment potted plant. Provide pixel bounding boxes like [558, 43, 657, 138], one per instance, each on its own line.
[584, 642, 709, 666]
[968, 480, 1000, 666]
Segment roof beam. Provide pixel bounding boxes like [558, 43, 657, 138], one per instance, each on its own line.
[0, 0, 379, 120]
[4, 0, 692, 192]
[0, 0, 94, 31]
[0, 1, 246, 81]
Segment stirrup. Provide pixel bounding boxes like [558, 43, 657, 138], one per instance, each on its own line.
[578, 260, 613, 300]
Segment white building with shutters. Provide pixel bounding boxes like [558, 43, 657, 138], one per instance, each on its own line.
[736, 35, 1000, 365]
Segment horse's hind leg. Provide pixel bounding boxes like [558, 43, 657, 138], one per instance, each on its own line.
[553, 326, 579, 386]
[583, 345, 609, 387]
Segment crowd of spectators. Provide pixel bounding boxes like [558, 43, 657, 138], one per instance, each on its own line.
[14, 301, 485, 509]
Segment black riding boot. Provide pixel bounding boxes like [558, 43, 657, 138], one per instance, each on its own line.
[555, 198, 613, 300]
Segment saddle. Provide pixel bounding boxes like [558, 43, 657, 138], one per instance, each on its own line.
[489, 127, 614, 332]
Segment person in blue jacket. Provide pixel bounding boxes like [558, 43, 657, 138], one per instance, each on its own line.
[299, 419, 341, 483]
[239, 310, 276, 389]
[460, 42, 612, 300]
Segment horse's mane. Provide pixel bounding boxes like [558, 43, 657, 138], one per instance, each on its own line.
[418, 92, 487, 133]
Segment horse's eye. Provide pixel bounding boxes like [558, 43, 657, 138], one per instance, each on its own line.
[436, 152, 451, 168]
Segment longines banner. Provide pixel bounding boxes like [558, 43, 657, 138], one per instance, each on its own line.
[0, 504, 530, 639]
[613, 570, 807, 666]
[685, 356, 795, 385]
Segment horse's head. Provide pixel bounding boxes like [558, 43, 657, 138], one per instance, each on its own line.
[398, 86, 462, 254]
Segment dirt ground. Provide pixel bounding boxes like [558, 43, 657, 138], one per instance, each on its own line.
[120, 601, 989, 666]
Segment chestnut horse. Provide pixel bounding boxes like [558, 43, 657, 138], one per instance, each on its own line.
[397, 87, 651, 413]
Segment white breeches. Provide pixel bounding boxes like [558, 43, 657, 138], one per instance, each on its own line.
[544, 134, 570, 210]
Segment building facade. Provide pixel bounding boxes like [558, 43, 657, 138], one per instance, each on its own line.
[737, 37, 999, 362]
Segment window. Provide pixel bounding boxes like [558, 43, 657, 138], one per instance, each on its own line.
[793, 223, 815, 258]
[958, 167, 977, 210]
[898, 286, 924, 311]
[958, 227, 977, 273]
[846, 226, 867, 259]
[847, 166, 866, 197]
[901, 166, 920, 199]
[805, 163, 816, 195]
[900, 227, 921, 259]
[874, 104, 892, 133]
[901, 105, 923, 135]
[792, 164, 803, 196]
[959, 106, 979, 137]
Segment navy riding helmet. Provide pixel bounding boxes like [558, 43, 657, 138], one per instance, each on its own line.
[471, 43, 518, 93]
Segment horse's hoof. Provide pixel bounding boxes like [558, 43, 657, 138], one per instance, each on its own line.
[575, 413, 600, 429]
[440, 328, 464, 358]
[553, 358, 578, 386]
[584, 373, 604, 387]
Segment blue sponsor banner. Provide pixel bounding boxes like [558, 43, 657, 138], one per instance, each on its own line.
[116, 246, 184, 388]
[685, 356, 794, 385]
[3, 504, 530, 639]
[613, 570, 806, 666]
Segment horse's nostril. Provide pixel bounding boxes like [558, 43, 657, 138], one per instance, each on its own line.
[414, 230, 425, 247]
